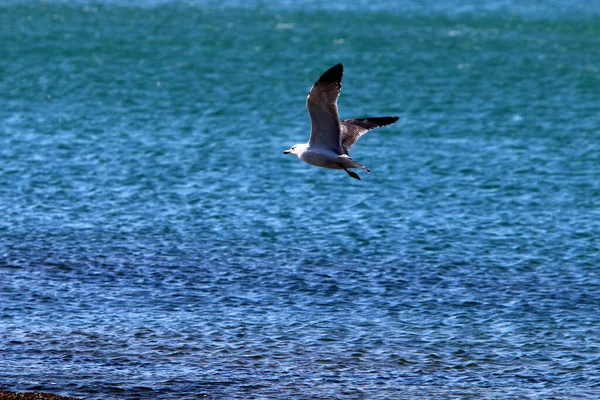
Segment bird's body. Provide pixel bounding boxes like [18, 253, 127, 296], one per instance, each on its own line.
[293, 145, 360, 170]
[283, 63, 398, 180]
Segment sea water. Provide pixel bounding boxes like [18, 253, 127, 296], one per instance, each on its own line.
[1, 1, 599, 398]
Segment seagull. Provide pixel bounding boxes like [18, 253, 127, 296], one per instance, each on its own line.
[283, 63, 398, 180]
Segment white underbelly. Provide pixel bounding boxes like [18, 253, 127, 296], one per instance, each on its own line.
[299, 149, 342, 169]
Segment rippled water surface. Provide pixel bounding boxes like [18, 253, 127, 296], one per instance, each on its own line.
[1, 1, 599, 398]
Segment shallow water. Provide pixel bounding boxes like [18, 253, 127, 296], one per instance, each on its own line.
[1, 1, 599, 398]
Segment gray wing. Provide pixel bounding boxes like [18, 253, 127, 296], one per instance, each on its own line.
[340, 116, 399, 154]
[306, 63, 344, 153]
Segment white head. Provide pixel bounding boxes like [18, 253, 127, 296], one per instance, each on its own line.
[283, 143, 307, 156]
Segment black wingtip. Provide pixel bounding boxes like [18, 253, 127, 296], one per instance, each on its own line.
[348, 116, 400, 128]
[317, 63, 343, 84]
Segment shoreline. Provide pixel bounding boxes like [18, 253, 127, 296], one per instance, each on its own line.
[0, 391, 79, 400]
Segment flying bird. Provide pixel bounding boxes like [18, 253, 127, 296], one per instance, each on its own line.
[283, 63, 398, 180]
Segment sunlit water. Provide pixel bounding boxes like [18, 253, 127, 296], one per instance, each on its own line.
[1, 1, 599, 398]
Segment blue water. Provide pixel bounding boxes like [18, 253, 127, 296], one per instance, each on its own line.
[1, 1, 599, 398]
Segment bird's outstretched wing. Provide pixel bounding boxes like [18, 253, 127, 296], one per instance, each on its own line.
[306, 63, 344, 154]
[340, 116, 399, 154]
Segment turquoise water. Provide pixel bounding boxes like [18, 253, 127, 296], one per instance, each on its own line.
[1, 1, 599, 398]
